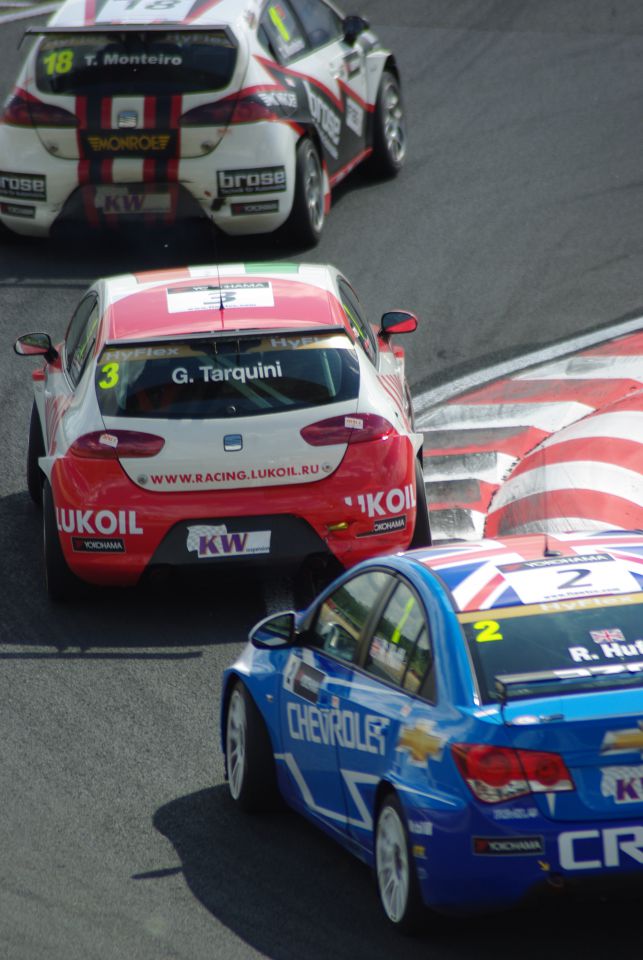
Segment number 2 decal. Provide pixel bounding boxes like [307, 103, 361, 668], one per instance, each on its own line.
[473, 620, 503, 643]
[557, 568, 591, 589]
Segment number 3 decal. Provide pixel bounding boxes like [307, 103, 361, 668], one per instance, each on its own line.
[99, 362, 119, 389]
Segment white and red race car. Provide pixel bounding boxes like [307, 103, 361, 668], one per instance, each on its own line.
[0, 0, 405, 243]
[14, 262, 429, 600]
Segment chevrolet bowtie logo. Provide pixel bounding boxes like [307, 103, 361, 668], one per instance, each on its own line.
[601, 720, 643, 754]
[396, 722, 443, 764]
[86, 134, 171, 153]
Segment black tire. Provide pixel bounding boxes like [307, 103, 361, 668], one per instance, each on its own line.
[43, 480, 82, 602]
[225, 680, 280, 813]
[375, 792, 424, 934]
[27, 401, 45, 506]
[369, 70, 407, 178]
[284, 138, 325, 247]
[409, 458, 432, 548]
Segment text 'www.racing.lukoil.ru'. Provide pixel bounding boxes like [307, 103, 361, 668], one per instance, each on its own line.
[149, 465, 322, 485]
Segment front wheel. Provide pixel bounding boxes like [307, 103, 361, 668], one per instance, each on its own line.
[369, 70, 407, 178]
[409, 458, 432, 548]
[284, 138, 325, 247]
[225, 680, 279, 813]
[375, 793, 424, 933]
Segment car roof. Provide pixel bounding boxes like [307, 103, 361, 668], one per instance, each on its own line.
[100, 262, 349, 343]
[408, 530, 643, 613]
[47, 0, 261, 30]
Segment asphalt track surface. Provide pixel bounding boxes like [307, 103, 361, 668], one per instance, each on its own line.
[1, 2, 643, 957]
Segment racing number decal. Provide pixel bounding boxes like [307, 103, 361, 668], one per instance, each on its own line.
[473, 620, 503, 643]
[391, 596, 416, 646]
[99, 362, 119, 389]
[557, 569, 591, 589]
[269, 4, 291, 41]
[42, 50, 74, 75]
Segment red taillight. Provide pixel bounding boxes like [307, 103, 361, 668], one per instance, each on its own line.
[230, 95, 276, 123]
[520, 750, 574, 792]
[179, 96, 237, 126]
[180, 94, 277, 127]
[2, 88, 78, 127]
[451, 743, 574, 803]
[300, 414, 396, 447]
[69, 431, 165, 459]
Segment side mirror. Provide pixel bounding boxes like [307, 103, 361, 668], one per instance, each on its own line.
[379, 311, 418, 338]
[249, 610, 296, 649]
[14, 332, 58, 362]
[343, 14, 369, 45]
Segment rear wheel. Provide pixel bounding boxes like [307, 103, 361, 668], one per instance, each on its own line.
[369, 70, 407, 178]
[409, 458, 432, 548]
[43, 480, 81, 602]
[27, 401, 45, 505]
[225, 680, 279, 812]
[285, 138, 325, 247]
[375, 793, 424, 933]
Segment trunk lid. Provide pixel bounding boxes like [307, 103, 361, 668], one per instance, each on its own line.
[29, 26, 243, 161]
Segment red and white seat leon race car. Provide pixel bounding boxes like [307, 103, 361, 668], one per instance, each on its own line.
[0, 0, 405, 244]
[14, 262, 430, 600]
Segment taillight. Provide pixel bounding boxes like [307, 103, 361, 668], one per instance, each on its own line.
[179, 96, 237, 126]
[2, 88, 78, 127]
[451, 744, 574, 804]
[300, 414, 396, 447]
[179, 94, 276, 127]
[68, 431, 165, 459]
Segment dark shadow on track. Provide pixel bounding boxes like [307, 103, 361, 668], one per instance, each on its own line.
[0, 490, 272, 655]
[153, 785, 643, 960]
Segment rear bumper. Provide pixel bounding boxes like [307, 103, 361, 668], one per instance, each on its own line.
[401, 795, 643, 913]
[50, 438, 418, 586]
[0, 122, 297, 237]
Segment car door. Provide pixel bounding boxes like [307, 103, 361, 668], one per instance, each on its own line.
[260, 0, 368, 177]
[277, 567, 393, 840]
[331, 576, 439, 853]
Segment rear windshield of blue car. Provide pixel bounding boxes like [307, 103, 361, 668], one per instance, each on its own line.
[95, 332, 360, 419]
[35, 31, 237, 96]
[460, 593, 643, 702]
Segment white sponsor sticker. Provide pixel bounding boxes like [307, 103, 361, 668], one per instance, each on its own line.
[186, 524, 271, 558]
[95, 0, 197, 25]
[497, 554, 640, 604]
[345, 98, 364, 136]
[167, 282, 274, 313]
[95, 187, 171, 214]
[601, 765, 643, 804]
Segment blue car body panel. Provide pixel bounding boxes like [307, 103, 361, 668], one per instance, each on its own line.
[222, 533, 643, 913]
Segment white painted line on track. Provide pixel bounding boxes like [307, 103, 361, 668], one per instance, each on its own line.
[414, 314, 643, 425]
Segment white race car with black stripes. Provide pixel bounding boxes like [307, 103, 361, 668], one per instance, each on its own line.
[0, 0, 406, 243]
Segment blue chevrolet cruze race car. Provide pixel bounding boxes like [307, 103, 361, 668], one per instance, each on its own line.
[221, 530, 643, 929]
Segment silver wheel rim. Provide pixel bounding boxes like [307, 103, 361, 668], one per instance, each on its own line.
[302, 143, 324, 234]
[382, 78, 406, 165]
[226, 689, 246, 800]
[376, 805, 410, 923]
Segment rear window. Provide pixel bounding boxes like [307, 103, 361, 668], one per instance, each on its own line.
[35, 31, 237, 96]
[460, 593, 643, 703]
[95, 333, 360, 419]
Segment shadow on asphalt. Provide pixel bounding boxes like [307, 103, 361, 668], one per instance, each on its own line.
[0, 490, 278, 655]
[153, 785, 643, 960]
